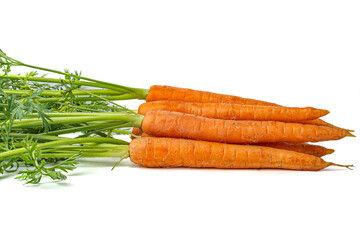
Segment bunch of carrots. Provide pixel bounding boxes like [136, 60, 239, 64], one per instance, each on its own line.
[129, 85, 354, 170]
[0, 50, 355, 183]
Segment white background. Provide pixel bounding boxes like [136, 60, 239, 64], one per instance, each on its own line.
[1, 1, 359, 239]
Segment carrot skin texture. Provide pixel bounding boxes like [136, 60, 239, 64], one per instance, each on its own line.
[139, 101, 349, 133]
[258, 142, 334, 157]
[135, 129, 334, 157]
[141, 111, 351, 144]
[145, 85, 351, 130]
[146, 85, 279, 106]
[301, 118, 354, 132]
[301, 118, 335, 127]
[129, 137, 332, 170]
[138, 101, 329, 122]
[132, 127, 142, 135]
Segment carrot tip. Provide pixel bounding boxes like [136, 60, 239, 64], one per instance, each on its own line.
[322, 109, 330, 116]
[346, 132, 356, 137]
[329, 163, 354, 170]
[325, 149, 335, 155]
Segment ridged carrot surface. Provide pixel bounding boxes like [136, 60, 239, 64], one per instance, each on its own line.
[129, 137, 350, 170]
[145, 85, 353, 131]
[258, 142, 334, 157]
[132, 127, 335, 157]
[141, 111, 352, 144]
[138, 101, 329, 122]
[146, 85, 279, 106]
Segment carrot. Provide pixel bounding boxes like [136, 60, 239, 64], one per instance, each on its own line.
[141, 132, 152, 138]
[301, 119, 334, 127]
[146, 86, 355, 131]
[147, 86, 356, 130]
[131, 127, 143, 140]
[141, 111, 353, 144]
[139, 101, 352, 133]
[129, 137, 352, 170]
[146, 85, 279, 106]
[133, 127, 334, 157]
[300, 118, 354, 133]
[258, 142, 334, 157]
[138, 101, 329, 122]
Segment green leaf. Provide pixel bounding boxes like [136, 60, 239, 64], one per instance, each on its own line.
[24, 89, 43, 104]
[46, 169, 67, 181]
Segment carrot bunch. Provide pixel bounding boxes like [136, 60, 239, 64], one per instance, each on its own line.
[0, 50, 355, 184]
[129, 85, 354, 171]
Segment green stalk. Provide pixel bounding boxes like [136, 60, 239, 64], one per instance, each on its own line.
[39, 151, 128, 158]
[111, 129, 132, 135]
[43, 102, 125, 113]
[0, 50, 131, 92]
[16, 64, 138, 95]
[18, 112, 135, 118]
[0, 137, 129, 160]
[0, 67, 148, 99]
[0, 142, 23, 148]
[41, 144, 126, 153]
[0, 112, 127, 120]
[3, 89, 128, 97]
[9, 113, 143, 129]
[40, 146, 129, 158]
[36, 94, 140, 102]
[8, 133, 67, 141]
[44, 121, 130, 136]
[0, 75, 142, 100]
[72, 104, 128, 112]
[76, 88, 137, 113]
[0, 74, 115, 90]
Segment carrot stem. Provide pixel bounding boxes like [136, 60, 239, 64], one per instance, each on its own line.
[0, 137, 129, 160]
[0, 74, 149, 99]
[7, 113, 143, 129]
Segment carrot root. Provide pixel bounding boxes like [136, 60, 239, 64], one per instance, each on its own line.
[141, 111, 352, 144]
[129, 137, 349, 171]
[147, 85, 279, 106]
[327, 163, 354, 170]
[258, 142, 335, 157]
[302, 119, 355, 132]
[139, 101, 329, 122]
[345, 132, 356, 137]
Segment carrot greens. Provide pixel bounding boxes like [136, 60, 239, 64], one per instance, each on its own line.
[0, 49, 136, 183]
[0, 49, 149, 100]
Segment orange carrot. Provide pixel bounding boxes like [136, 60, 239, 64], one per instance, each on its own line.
[301, 118, 334, 127]
[258, 142, 334, 157]
[300, 118, 354, 132]
[131, 127, 143, 139]
[138, 101, 329, 122]
[139, 101, 351, 133]
[141, 111, 353, 144]
[132, 127, 143, 136]
[129, 137, 352, 170]
[146, 85, 354, 131]
[141, 132, 152, 138]
[133, 127, 334, 157]
[146, 85, 279, 106]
